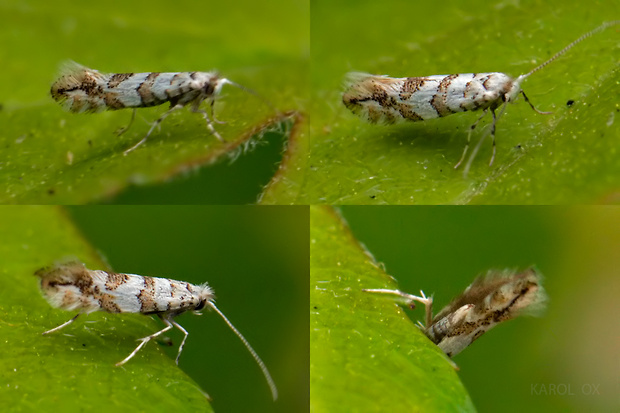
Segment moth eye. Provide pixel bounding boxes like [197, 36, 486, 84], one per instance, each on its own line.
[203, 83, 215, 95]
[195, 299, 206, 311]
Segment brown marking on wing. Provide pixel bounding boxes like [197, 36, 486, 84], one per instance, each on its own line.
[99, 293, 122, 313]
[400, 77, 425, 100]
[38, 263, 94, 294]
[367, 106, 383, 123]
[61, 290, 76, 308]
[138, 276, 158, 313]
[107, 73, 134, 88]
[430, 74, 459, 117]
[137, 72, 161, 105]
[398, 103, 424, 121]
[103, 92, 125, 110]
[105, 272, 130, 290]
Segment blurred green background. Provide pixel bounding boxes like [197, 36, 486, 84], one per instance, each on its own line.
[338, 206, 619, 412]
[65, 206, 309, 412]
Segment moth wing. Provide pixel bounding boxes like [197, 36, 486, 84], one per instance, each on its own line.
[51, 61, 109, 113]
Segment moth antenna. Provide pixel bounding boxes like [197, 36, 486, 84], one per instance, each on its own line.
[220, 79, 277, 112]
[523, 20, 619, 79]
[462, 103, 508, 178]
[207, 301, 278, 401]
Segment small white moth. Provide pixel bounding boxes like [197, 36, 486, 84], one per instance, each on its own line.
[363, 267, 546, 357]
[36, 261, 278, 400]
[50, 62, 258, 155]
[343, 21, 619, 175]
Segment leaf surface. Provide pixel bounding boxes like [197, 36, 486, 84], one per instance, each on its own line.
[310, 206, 475, 411]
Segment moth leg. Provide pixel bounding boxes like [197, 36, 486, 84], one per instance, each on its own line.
[42, 312, 83, 335]
[488, 108, 498, 166]
[123, 104, 184, 155]
[362, 289, 433, 329]
[116, 316, 173, 366]
[116, 109, 136, 136]
[190, 104, 224, 141]
[169, 318, 189, 365]
[454, 109, 488, 169]
[209, 99, 227, 125]
[521, 90, 553, 115]
[418, 290, 433, 329]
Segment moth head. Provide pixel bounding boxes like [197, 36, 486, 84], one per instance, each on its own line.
[194, 282, 215, 312]
[506, 75, 526, 103]
[211, 74, 228, 96]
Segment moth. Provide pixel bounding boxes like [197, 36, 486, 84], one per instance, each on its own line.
[363, 267, 547, 357]
[50, 62, 256, 155]
[343, 21, 619, 176]
[36, 260, 278, 400]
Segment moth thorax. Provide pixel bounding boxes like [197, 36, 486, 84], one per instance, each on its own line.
[505, 75, 526, 103]
[195, 284, 215, 308]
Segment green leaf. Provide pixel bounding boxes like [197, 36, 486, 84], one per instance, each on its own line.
[310, 206, 475, 411]
[0, 0, 308, 204]
[298, 2, 619, 204]
[0, 206, 212, 411]
[259, 113, 310, 204]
